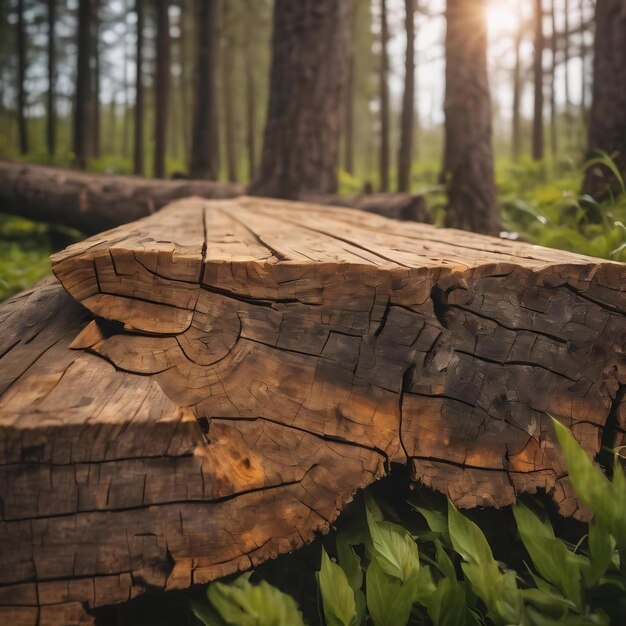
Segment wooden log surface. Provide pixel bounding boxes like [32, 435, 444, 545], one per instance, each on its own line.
[1, 196, 625, 623]
[0, 160, 430, 234]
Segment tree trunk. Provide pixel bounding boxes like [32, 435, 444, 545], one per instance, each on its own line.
[443, 0, 499, 235]
[580, 5, 588, 135]
[243, 1, 256, 182]
[532, 0, 545, 161]
[397, 0, 415, 193]
[379, 0, 390, 192]
[249, 0, 351, 199]
[153, 0, 171, 179]
[582, 0, 626, 198]
[563, 0, 571, 139]
[122, 0, 130, 159]
[46, 0, 56, 158]
[344, 48, 355, 176]
[189, 0, 220, 180]
[1, 198, 624, 621]
[16, 0, 28, 155]
[549, 0, 557, 157]
[511, 6, 523, 160]
[74, 0, 93, 169]
[92, 0, 101, 160]
[133, 0, 144, 175]
[222, 1, 237, 183]
[244, 1, 256, 181]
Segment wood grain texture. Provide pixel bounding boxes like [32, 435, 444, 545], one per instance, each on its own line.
[1, 196, 625, 622]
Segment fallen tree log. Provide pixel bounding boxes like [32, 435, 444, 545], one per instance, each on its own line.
[0, 160, 244, 235]
[1, 196, 624, 623]
[0, 160, 430, 234]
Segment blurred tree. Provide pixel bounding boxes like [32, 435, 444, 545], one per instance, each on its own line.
[344, 7, 356, 176]
[74, 0, 94, 169]
[92, 0, 101, 159]
[222, 0, 238, 183]
[189, 0, 219, 180]
[46, 0, 55, 158]
[133, 0, 144, 175]
[532, 0, 544, 161]
[443, 0, 498, 235]
[397, 0, 415, 192]
[154, 0, 170, 178]
[250, 0, 352, 198]
[549, 0, 557, 156]
[378, 0, 390, 192]
[16, 0, 27, 154]
[511, 2, 524, 160]
[583, 0, 626, 198]
[243, 0, 257, 180]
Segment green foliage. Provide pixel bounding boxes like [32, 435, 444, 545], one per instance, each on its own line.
[192, 419, 626, 626]
[192, 573, 305, 626]
[499, 156, 626, 262]
[0, 215, 54, 301]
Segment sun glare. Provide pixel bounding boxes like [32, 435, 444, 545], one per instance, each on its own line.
[487, 0, 520, 38]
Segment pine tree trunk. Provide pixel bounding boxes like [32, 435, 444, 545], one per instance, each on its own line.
[549, 0, 557, 156]
[153, 0, 170, 179]
[73, 0, 93, 169]
[563, 0, 571, 139]
[532, 0, 545, 161]
[250, 0, 352, 198]
[16, 0, 28, 155]
[122, 0, 130, 159]
[511, 7, 523, 160]
[580, 7, 588, 136]
[133, 0, 144, 175]
[244, 4, 256, 181]
[397, 0, 415, 193]
[189, 0, 219, 180]
[46, 0, 56, 158]
[222, 1, 237, 183]
[443, 0, 499, 235]
[92, 0, 101, 160]
[344, 50, 355, 175]
[583, 0, 626, 198]
[379, 0, 390, 192]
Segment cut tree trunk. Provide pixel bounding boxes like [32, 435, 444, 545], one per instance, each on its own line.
[1, 196, 624, 622]
[0, 161, 429, 233]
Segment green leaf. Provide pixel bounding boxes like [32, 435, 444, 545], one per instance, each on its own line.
[366, 558, 416, 626]
[319, 548, 358, 626]
[448, 502, 522, 625]
[206, 575, 305, 626]
[336, 532, 363, 592]
[552, 419, 626, 547]
[587, 517, 616, 586]
[513, 502, 586, 607]
[366, 505, 419, 583]
[191, 600, 228, 626]
[429, 576, 468, 626]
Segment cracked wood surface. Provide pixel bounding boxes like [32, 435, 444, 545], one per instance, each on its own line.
[1, 195, 625, 623]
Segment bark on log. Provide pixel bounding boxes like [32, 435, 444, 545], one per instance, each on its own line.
[0, 160, 243, 235]
[1, 196, 625, 623]
[0, 161, 431, 234]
